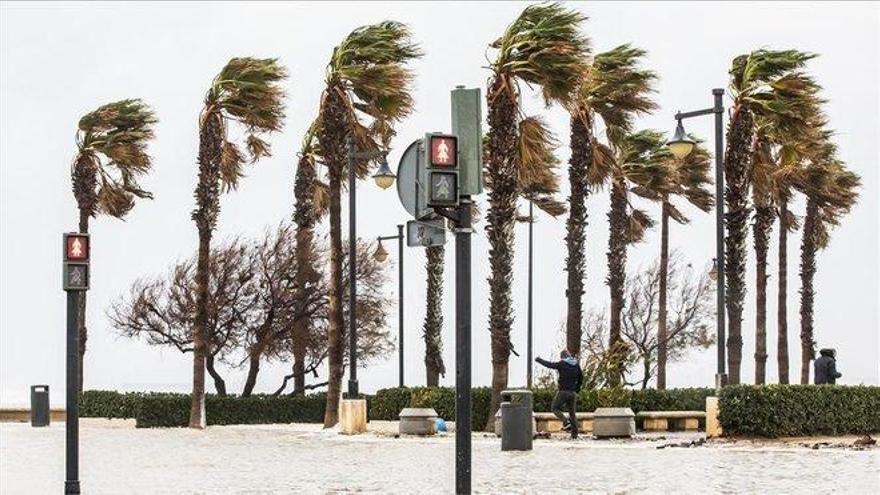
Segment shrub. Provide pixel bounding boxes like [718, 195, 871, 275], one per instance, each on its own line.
[134, 393, 329, 428]
[79, 390, 142, 419]
[719, 384, 880, 437]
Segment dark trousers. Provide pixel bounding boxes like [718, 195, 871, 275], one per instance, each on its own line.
[551, 390, 578, 438]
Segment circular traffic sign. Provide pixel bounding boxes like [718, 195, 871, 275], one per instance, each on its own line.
[396, 139, 422, 219]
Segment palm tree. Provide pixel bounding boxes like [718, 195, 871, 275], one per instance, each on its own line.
[190, 58, 286, 428]
[424, 245, 446, 386]
[71, 99, 157, 391]
[599, 129, 670, 386]
[655, 140, 713, 389]
[722, 49, 819, 384]
[292, 126, 329, 395]
[484, 2, 588, 426]
[563, 43, 658, 356]
[317, 22, 421, 427]
[750, 126, 776, 384]
[795, 139, 860, 384]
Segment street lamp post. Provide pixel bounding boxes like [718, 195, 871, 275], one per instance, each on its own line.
[667, 88, 727, 391]
[526, 201, 534, 389]
[346, 136, 393, 398]
[375, 225, 405, 387]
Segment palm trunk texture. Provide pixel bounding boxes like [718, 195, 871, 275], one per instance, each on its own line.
[799, 199, 819, 384]
[777, 200, 790, 384]
[424, 245, 445, 386]
[320, 84, 347, 427]
[606, 179, 628, 387]
[485, 76, 518, 429]
[190, 112, 222, 428]
[565, 113, 591, 356]
[753, 206, 774, 384]
[293, 154, 319, 396]
[722, 105, 754, 385]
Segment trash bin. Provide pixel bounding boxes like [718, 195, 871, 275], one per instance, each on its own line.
[500, 389, 533, 451]
[30, 385, 50, 427]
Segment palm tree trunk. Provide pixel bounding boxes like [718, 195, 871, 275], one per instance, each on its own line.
[205, 352, 227, 397]
[424, 245, 445, 386]
[607, 179, 628, 387]
[190, 112, 222, 429]
[320, 83, 347, 428]
[777, 200, 790, 384]
[753, 206, 774, 384]
[293, 154, 318, 396]
[485, 76, 518, 429]
[76, 211, 89, 393]
[565, 113, 591, 356]
[657, 200, 669, 390]
[722, 105, 754, 385]
[799, 199, 818, 384]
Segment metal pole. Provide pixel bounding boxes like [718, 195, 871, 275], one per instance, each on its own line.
[712, 88, 727, 390]
[65, 291, 80, 494]
[527, 201, 533, 389]
[347, 136, 358, 398]
[455, 198, 472, 495]
[397, 224, 404, 388]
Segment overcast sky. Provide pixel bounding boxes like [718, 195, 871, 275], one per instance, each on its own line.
[1, 1, 877, 406]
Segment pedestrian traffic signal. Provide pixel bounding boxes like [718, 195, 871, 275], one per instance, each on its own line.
[64, 233, 89, 261]
[62, 233, 90, 291]
[424, 133, 459, 208]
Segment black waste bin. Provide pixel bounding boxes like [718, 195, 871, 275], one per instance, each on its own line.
[31, 385, 50, 427]
[500, 389, 533, 451]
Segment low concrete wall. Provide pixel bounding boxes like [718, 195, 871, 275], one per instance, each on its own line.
[0, 408, 66, 423]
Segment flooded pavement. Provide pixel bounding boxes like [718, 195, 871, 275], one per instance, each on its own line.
[1, 420, 877, 493]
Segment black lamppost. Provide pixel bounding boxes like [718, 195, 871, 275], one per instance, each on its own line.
[526, 201, 534, 389]
[375, 225, 405, 387]
[346, 136, 394, 398]
[667, 88, 727, 390]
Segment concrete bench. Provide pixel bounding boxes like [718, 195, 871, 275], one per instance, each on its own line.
[534, 412, 594, 433]
[636, 411, 705, 432]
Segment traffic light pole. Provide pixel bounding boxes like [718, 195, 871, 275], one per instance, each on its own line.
[454, 197, 472, 495]
[65, 290, 80, 494]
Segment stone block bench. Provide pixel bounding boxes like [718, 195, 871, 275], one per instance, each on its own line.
[534, 412, 594, 433]
[636, 411, 705, 432]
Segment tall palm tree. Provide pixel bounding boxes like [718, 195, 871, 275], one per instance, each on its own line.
[563, 43, 658, 356]
[423, 245, 446, 386]
[750, 126, 776, 384]
[291, 126, 329, 395]
[317, 22, 420, 427]
[654, 140, 713, 389]
[484, 2, 588, 426]
[722, 49, 819, 384]
[190, 58, 286, 428]
[599, 129, 669, 386]
[71, 99, 157, 391]
[795, 139, 860, 384]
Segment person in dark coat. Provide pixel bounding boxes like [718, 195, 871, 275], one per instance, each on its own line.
[814, 348, 842, 384]
[536, 349, 583, 439]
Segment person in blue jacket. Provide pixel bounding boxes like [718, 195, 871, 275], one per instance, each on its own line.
[536, 349, 583, 439]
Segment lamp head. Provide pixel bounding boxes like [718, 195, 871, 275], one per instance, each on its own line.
[373, 240, 389, 263]
[708, 257, 718, 281]
[667, 119, 695, 159]
[373, 155, 396, 189]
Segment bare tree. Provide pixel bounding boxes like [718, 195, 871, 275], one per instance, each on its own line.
[581, 253, 714, 388]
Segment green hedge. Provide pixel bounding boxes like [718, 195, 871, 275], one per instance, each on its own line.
[79, 390, 142, 419]
[719, 384, 880, 437]
[369, 387, 716, 430]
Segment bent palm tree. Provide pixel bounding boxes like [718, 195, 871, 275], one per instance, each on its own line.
[292, 126, 329, 395]
[722, 49, 819, 384]
[318, 21, 421, 427]
[484, 2, 588, 427]
[795, 138, 860, 384]
[655, 140, 712, 389]
[190, 58, 286, 428]
[72, 99, 157, 391]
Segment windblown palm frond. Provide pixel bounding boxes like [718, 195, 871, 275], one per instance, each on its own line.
[580, 44, 658, 132]
[517, 116, 566, 216]
[491, 2, 590, 104]
[73, 99, 157, 219]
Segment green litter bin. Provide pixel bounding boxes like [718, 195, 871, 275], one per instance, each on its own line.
[500, 389, 533, 451]
[30, 385, 50, 427]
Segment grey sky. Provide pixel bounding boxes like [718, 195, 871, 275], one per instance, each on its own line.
[1, 1, 877, 406]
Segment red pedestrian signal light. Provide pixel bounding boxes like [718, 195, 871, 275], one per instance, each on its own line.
[64, 233, 89, 261]
[429, 135, 457, 167]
